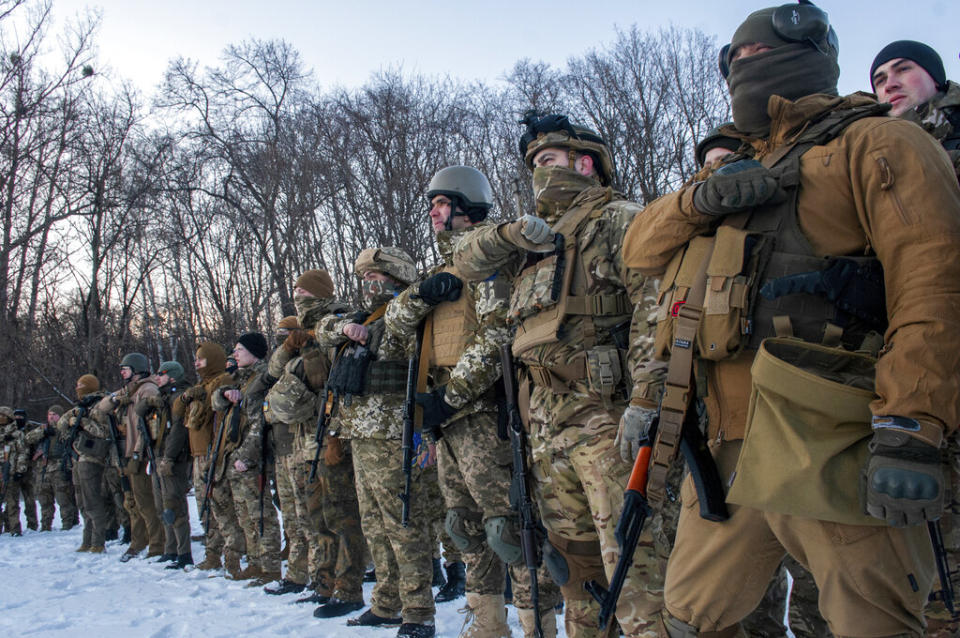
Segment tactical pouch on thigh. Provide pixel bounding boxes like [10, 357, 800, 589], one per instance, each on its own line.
[726, 337, 884, 526]
[76, 432, 110, 460]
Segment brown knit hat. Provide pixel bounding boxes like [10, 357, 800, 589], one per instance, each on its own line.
[48, 404, 66, 416]
[196, 341, 226, 377]
[295, 269, 334, 299]
[277, 315, 301, 330]
[75, 374, 100, 398]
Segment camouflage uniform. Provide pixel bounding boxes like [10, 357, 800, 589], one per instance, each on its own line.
[421, 462, 463, 568]
[211, 359, 282, 579]
[57, 393, 114, 549]
[454, 168, 667, 638]
[386, 225, 562, 623]
[901, 80, 960, 180]
[25, 415, 79, 531]
[1, 411, 29, 535]
[17, 419, 40, 531]
[313, 294, 436, 625]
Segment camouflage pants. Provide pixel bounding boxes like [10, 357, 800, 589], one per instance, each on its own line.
[438, 410, 561, 611]
[276, 452, 314, 585]
[152, 459, 192, 555]
[19, 467, 38, 530]
[316, 441, 366, 602]
[2, 478, 27, 534]
[209, 470, 248, 559]
[75, 460, 107, 547]
[124, 458, 164, 553]
[35, 460, 79, 530]
[421, 463, 462, 565]
[528, 385, 667, 638]
[227, 463, 281, 573]
[353, 437, 436, 623]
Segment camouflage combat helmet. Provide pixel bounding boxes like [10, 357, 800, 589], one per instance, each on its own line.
[518, 110, 615, 186]
[354, 247, 418, 285]
[426, 165, 494, 224]
[0, 406, 13, 424]
[120, 352, 150, 375]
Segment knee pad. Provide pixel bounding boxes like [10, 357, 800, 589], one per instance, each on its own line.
[445, 507, 484, 553]
[541, 538, 569, 586]
[483, 516, 522, 565]
[548, 532, 603, 602]
[661, 614, 742, 638]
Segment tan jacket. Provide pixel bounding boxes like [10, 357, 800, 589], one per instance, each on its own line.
[623, 93, 960, 445]
[98, 378, 159, 457]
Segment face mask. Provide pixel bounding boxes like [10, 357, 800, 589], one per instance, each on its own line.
[532, 166, 599, 221]
[361, 279, 398, 310]
[295, 294, 327, 329]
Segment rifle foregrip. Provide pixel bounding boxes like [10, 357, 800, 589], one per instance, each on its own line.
[626, 446, 651, 494]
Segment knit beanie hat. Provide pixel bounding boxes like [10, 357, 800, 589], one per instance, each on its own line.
[237, 332, 268, 360]
[295, 269, 335, 299]
[76, 374, 100, 398]
[48, 404, 66, 416]
[871, 40, 946, 91]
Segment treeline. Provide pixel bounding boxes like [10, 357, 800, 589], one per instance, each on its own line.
[0, 0, 729, 413]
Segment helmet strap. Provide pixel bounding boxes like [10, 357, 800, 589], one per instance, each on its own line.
[567, 148, 578, 171]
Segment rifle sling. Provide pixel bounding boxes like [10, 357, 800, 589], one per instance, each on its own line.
[647, 240, 715, 510]
[414, 315, 433, 428]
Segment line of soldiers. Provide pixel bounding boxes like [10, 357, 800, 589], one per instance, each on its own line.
[3, 5, 960, 638]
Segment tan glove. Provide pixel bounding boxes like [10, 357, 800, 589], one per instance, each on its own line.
[180, 385, 206, 405]
[283, 329, 311, 353]
[499, 215, 557, 253]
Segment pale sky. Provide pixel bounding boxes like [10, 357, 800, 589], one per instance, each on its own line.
[46, 0, 960, 99]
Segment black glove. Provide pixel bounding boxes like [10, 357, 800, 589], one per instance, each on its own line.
[693, 159, 784, 216]
[78, 394, 100, 408]
[415, 386, 459, 436]
[415, 273, 463, 306]
[863, 417, 944, 527]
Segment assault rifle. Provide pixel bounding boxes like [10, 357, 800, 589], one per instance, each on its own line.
[308, 387, 331, 483]
[500, 344, 544, 638]
[107, 414, 131, 493]
[38, 430, 52, 484]
[398, 323, 425, 528]
[200, 407, 233, 533]
[137, 415, 157, 475]
[258, 420, 271, 536]
[61, 400, 92, 480]
[929, 520, 958, 618]
[585, 420, 656, 630]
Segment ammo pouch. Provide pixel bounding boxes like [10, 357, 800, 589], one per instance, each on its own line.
[507, 253, 563, 326]
[266, 357, 318, 425]
[655, 227, 767, 362]
[726, 338, 885, 526]
[76, 432, 111, 459]
[327, 346, 372, 397]
[364, 359, 408, 394]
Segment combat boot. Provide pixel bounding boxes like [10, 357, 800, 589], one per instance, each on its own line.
[435, 561, 466, 602]
[295, 591, 331, 605]
[196, 552, 222, 571]
[314, 597, 365, 618]
[237, 563, 262, 582]
[264, 579, 306, 595]
[88, 545, 105, 553]
[41, 523, 52, 532]
[166, 553, 194, 570]
[517, 608, 557, 638]
[459, 593, 511, 638]
[156, 553, 177, 563]
[223, 551, 244, 580]
[247, 570, 282, 587]
[75, 544, 91, 553]
[432, 558, 446, 588]
[396, 621, 436, 638]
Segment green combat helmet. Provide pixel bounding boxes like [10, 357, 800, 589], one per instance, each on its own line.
[518, 110, 616, 186]
[157, 361, 185, 384]
[354, 246, 418, 286]
[426, 165, 494, 227]
[120, 352, 151, 375]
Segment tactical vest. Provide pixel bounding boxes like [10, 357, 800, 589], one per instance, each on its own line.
[655, 104, 888, 363]
[427, 263, 478, 368]
[328, 306, 408, 397]
[508, 192, 634, 394]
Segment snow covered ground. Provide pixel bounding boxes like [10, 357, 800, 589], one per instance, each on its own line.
[0, 498, 566, 638]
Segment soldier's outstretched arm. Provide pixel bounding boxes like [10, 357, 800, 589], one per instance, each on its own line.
[384, 281, 434, 338]
[452, 223, 525, 282]
[312, 313, 356, 348]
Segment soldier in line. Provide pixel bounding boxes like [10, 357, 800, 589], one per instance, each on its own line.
[58, 375, 111, 552]
[311, 247, 436, 638]
[871, 40, 960, 179]
[453, 116, 668, 637]
[99, 353, 165, 561]
[13, 409, 41, 532]
[421, 455, 467, 602]
[622, 4, 960, 635]
[280, 271, 368, 613]
[136, 360, 193, 569]
[183, 341, 241, 572]
[210, 332, 283, 585]
[0, 406, 28, 535]
[387, 164, 562, 638]
[26, 404, 80, 531]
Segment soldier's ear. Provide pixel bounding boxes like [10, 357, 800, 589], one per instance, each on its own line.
[576, 153, 596, 178]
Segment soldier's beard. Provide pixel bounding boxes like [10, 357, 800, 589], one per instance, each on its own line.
[361, 280, 399, 310]
[532, 166, 599, 223]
